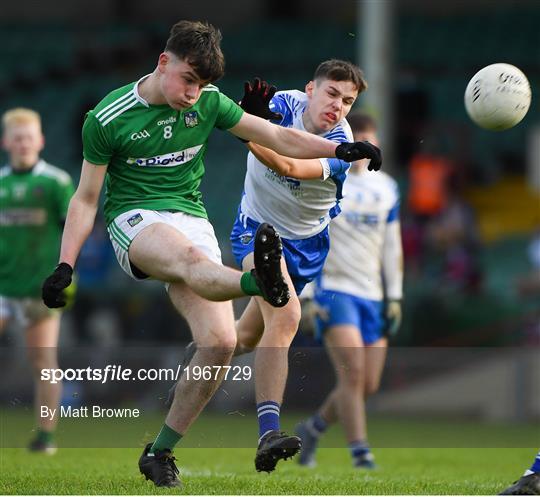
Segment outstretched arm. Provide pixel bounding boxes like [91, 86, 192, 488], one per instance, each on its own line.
[59, 160, 107, 266]
[230, 112, 338, 159]
[229, 78, 382, 170]
[247, 141, 325, 179]
[230, 113, 381, 168]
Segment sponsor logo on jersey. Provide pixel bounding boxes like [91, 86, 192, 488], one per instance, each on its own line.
[126, 144, 203, 168]
[345, 211, 379, 228]
[183, 111, 199, 128]
[127, 213, 143, 227]
[130, 130, 150, 140]
[240, 231, 253, 245]
[157, 116, 177, 126]
[32, 186, 45, 198]
[13, 183, 27, 200]
[264, 169, 302, 197]
[0, 208, 46, 226]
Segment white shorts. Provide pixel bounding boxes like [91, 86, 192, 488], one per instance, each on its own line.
[107, 209, 223, 281]
[0, 295, 56, 328]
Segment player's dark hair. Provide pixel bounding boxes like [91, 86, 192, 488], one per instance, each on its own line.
[314, 59, 368, 93]
[165, 20, 225, 82]
[347, 112, 377, 133]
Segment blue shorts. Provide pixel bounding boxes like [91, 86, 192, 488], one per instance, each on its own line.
[230, 212, 330, 295]
[314, 289, 384, 345]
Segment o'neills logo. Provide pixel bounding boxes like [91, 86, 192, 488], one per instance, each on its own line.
[157, 116, 177, 126]
[127, 144, 203, 167]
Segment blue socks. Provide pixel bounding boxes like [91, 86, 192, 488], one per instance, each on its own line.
[527, 451, 540, 475]
[349, 439, 372, 465]
[308, 413, 328, 436]
[257, 401, 280, 439]
[349, 439, 370, 456]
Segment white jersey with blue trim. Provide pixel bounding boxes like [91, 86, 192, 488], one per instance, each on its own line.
[319, 170, 401, 301]
[240, 90, 353, 240]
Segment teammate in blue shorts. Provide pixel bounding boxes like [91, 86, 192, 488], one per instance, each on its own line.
[296, 113, 403, 469]
[230, 61, 381, 472]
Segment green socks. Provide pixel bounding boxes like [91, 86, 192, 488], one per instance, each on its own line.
[150, 424, 182, 454]
[36, 429, 54, 444]
[240, 271, 262, 296]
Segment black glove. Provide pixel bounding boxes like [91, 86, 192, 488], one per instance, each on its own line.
[42, 262, 73, 308]
[384, 300, 402, 338]
[335, 141, 382, 171]
[240, 77, 282, 121]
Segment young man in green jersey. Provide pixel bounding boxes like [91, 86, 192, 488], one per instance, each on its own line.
[41, 20, 380, 487]
[0, 108, 75, 454]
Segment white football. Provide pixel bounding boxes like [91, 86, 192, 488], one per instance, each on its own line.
[464, 63, 532, 131]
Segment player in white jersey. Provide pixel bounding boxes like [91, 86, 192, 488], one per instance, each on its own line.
[41, 22, 382, 486]
[229, 61, 381, 472]
[296, 113, 403, 469]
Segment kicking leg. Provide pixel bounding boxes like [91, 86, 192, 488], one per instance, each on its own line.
[139, 282, 236, 487]
[164, 282, 237, 435]
[129, 223, 246, 301]
[129, 222, 289, 307]
[163, 224, 285, 407]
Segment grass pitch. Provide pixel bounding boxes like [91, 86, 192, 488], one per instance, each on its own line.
[0, 410, 537, 494]
[1, 446, 534, 494]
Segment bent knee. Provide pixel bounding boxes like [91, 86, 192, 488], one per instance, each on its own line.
[184, 245, 206, 265]
[198, 328, 237, 351]
[337, 365, 366, 389]
[169, 245, 208, 280]
[364, 378, 382, 396]
[269, 298, 301, 331]
[237, 328, 261, 352]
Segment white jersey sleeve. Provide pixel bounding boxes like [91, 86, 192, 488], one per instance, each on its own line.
[319, 170, 403, 301]
[382, 220, 403, 300]
[240, 90, 353, 240]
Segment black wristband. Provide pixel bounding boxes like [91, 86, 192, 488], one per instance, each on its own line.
[56, 262, 74, 275]
[335, 143, 350, 161]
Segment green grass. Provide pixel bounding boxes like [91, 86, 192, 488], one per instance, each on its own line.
[0, 410, 537, 494]
[0, 447, 535, 494]
[2, 409, 537, 449]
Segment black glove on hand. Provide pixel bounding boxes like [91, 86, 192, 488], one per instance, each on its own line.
[42, 262, 73, 308]
[335, 141, 382, 171]
[240, 78, 282, 121]
[384, 300, 402, 338]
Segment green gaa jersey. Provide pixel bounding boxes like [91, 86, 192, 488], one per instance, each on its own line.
[82, 75, 244, 225]
[0, 160, 74, 297]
